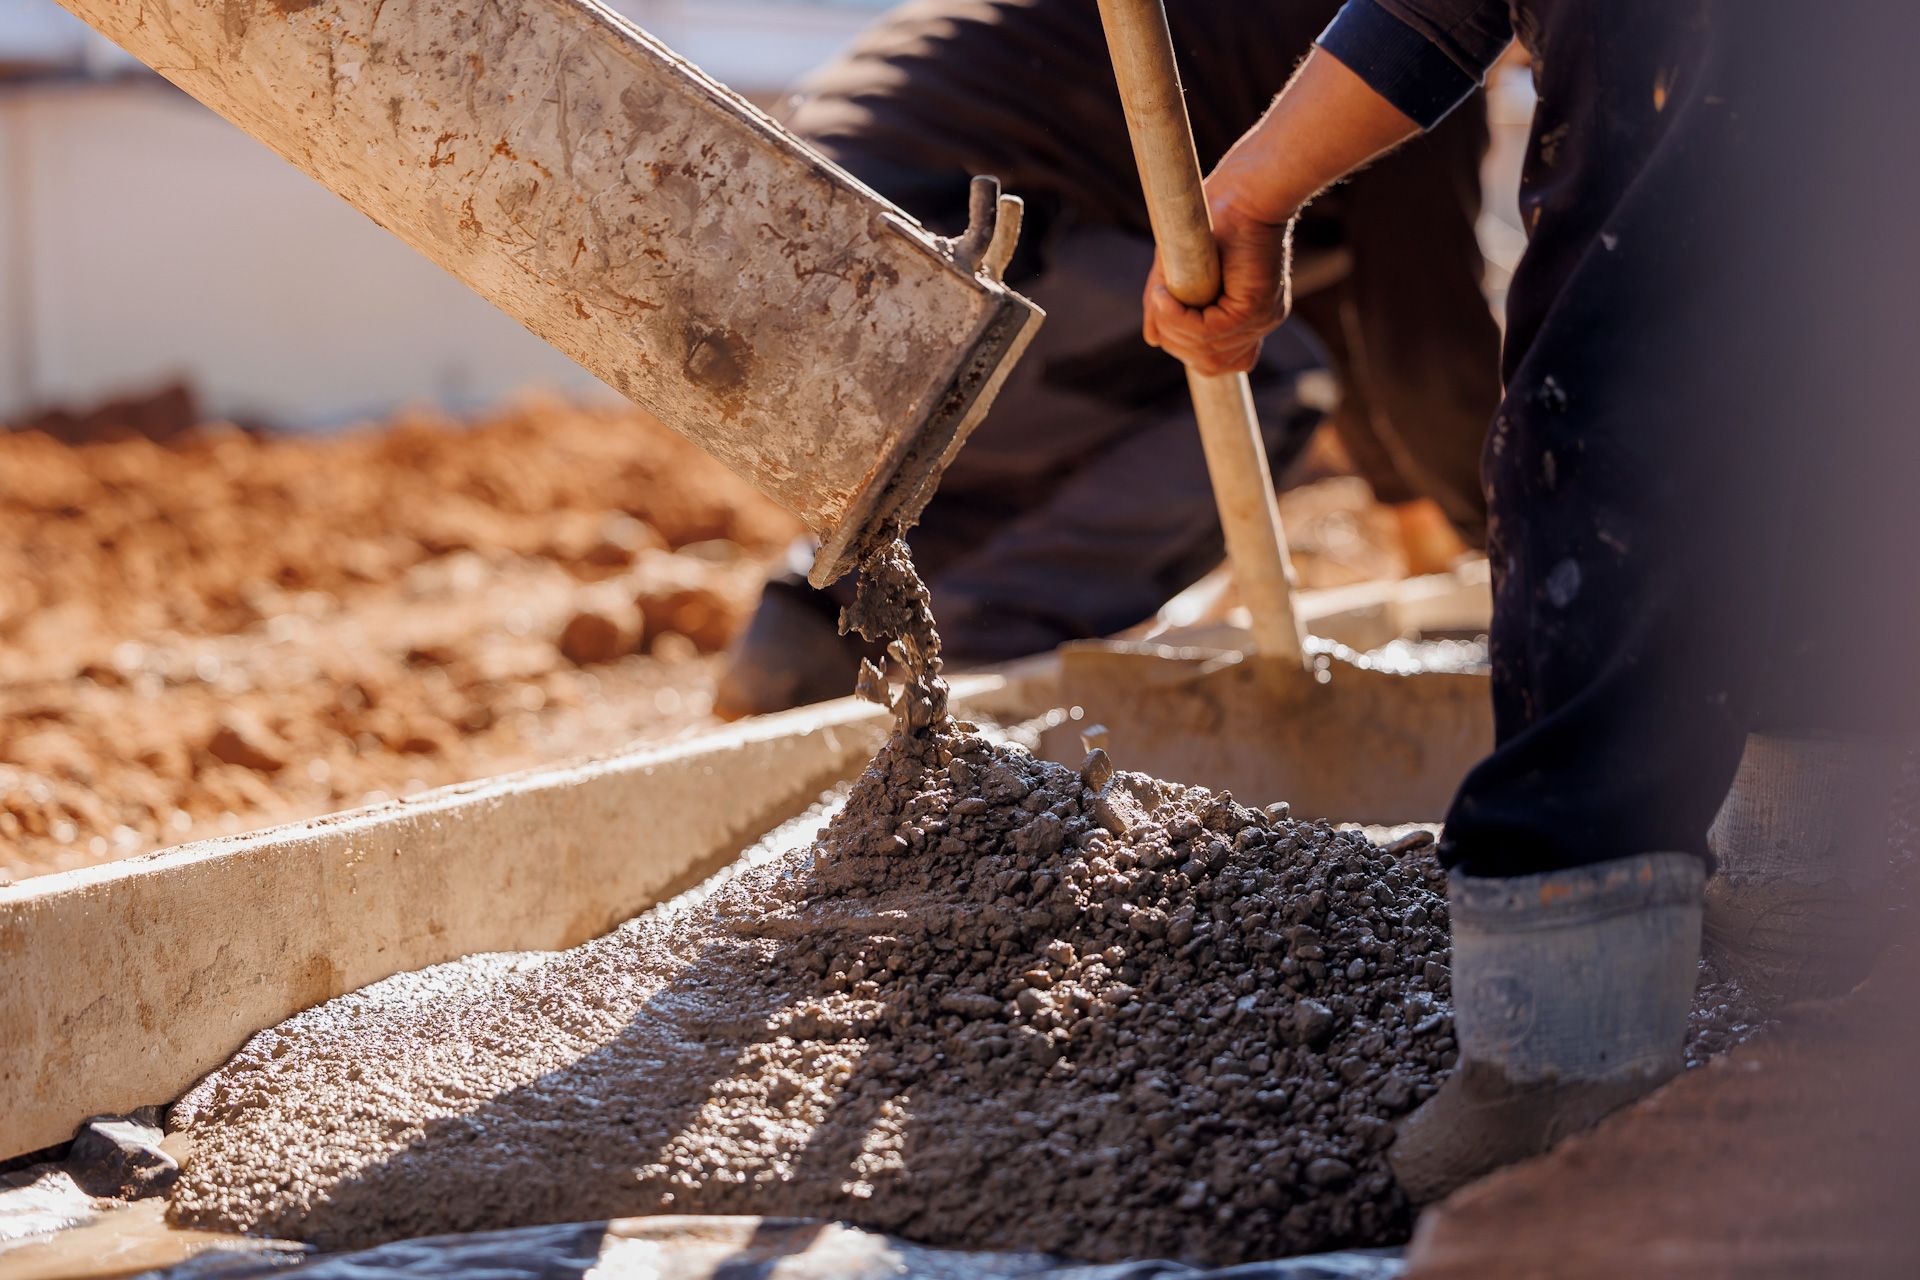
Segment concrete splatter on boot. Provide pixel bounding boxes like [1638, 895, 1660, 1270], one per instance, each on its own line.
[1390, 853, 1704, 1205]
[1705, 732, 1908, 1004]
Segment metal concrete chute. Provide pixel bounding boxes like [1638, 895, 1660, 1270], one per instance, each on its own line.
[48, 0, 1043, 586]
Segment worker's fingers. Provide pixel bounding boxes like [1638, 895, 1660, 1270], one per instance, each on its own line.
[1145, 284, 1265, 373]
[1182, 339, 1264, 378]
[1141, 259, 1167, 349]
[1140, 205, 1291, 374]
[1143, 285, 1204, 364]
[1139, 258, 1238, 356]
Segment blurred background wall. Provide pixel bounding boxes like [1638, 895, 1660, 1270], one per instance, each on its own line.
[0, 0, 1525, 431]
[0, 1, 892, 428]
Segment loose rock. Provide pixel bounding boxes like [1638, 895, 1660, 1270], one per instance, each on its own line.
[64, 1111, 178, 1199]
[206, 715, 286, 773]
[556, 606, 639, 665]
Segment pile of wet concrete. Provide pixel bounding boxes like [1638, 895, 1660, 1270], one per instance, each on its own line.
[167, 722, 1457, 1265]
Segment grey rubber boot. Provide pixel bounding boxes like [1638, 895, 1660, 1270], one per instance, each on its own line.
[1390, 852, 1704, 1205]
[1705, 732, 1907, 1003]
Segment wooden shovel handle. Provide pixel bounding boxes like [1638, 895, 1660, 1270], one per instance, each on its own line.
[1096, 0, 1224, 306]
[1096, 0, 1308, 664]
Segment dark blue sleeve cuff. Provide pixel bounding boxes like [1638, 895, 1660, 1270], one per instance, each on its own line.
[1317, 0, 1484, 130]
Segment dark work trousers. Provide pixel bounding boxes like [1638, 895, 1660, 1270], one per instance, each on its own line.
[782, 0, 1501, 556]
[1439, 2, 1920, 878]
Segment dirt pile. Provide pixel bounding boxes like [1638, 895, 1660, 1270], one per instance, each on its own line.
[0, 396, 799, 881]
[0, 395, 792, 655]
[168, 718, 1455, 1264]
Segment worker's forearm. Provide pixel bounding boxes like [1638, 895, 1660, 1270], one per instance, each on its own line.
[1140, 51, 1422, 375]
[1142, 9, 1496, 375]
[1208, 49, 1422, 228]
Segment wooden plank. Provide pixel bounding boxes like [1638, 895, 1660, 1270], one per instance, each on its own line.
[1136, 563, 1494, 655]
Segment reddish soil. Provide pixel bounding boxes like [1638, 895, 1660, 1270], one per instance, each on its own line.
[0, 395, 799, 883]
[1276, 474, 1414, 589]
[0, 392, 1413, 886]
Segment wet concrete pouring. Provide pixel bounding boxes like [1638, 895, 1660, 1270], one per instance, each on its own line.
[162, 541, 1450, 1263]
[159, 541, 1762, 1267]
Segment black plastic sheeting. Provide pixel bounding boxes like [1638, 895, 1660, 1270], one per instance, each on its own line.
[139, 1216, 1403, 1280]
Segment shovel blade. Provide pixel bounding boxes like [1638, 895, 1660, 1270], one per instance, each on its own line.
[1044, 642, 1492, 824]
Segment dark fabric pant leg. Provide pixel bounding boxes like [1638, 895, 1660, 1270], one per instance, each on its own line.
[1438, 28, 1764, 878]
[1438, 2, 1920, 880]
[1439, 309, 1776, 878]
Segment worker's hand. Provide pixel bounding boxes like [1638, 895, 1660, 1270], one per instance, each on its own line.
[1141, 195, 1294, 377]
[1139, 48, 1421, 376]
